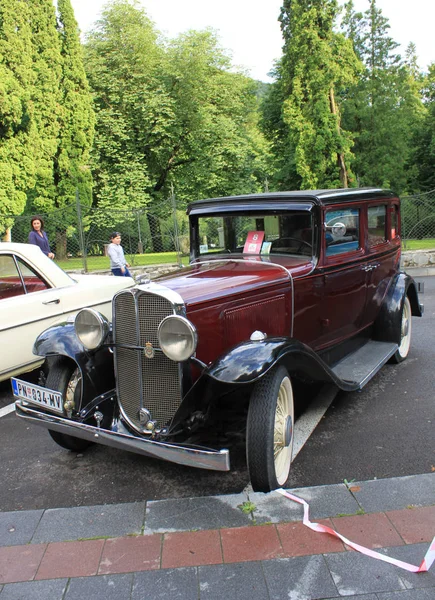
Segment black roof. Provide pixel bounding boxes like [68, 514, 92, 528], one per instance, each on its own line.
[187, 188, 397, 215]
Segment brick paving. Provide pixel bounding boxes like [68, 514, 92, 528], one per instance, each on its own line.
[0, 474, 433, 599]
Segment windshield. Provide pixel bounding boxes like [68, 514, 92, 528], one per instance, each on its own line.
[193, 211, 313, 258]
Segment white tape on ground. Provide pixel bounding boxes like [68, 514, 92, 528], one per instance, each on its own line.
[277, 488, 435, 573]
[0, 403, 15, 418]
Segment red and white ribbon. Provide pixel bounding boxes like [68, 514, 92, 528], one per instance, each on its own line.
[276, 488, 435, 573]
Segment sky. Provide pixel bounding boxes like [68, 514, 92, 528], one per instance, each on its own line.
[70, 0, 435, 82]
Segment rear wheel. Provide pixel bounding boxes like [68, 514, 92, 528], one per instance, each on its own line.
[246, 365, 294, 492]
[46, 359, 92, 452]
[391, 296, 412, 364]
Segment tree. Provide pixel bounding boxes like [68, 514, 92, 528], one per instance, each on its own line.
[341, 0, 424, 192]
[84, 0, 160, 213]
[277, 0, 360, 189]
[157, 30, 271, 201]
[26, 0, 63, 211]
[410, 63, 435, 191]
[0, 0, 37, 234]
[260, 62, 301, 191]
[56, 0, 95, 209]
[84, 0, 271, 249]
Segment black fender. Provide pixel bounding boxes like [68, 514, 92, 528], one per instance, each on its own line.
[373, 271, 423, 345]
[33, 321, 115, 407]
[203, 338, 358, 391]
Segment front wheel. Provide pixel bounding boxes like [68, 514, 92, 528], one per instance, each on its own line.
[45, 359, 93, 452]
[246, 365, 294, 492]
[391, 296, 412, 364]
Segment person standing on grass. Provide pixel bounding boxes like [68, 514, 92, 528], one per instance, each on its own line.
[107, 231, 132, 277]
[28, 216, 55, 259]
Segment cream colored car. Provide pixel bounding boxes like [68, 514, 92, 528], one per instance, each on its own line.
[0, 243, 134, 383]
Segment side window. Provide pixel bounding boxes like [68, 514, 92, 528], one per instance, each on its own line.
[0, 255, 25, 300]
[16, 258, 50, 293]
[325, 208, 360, 256]
[368, 205, 387, 246]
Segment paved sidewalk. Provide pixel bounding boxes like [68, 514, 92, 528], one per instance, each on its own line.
[0, 473, 434, 599]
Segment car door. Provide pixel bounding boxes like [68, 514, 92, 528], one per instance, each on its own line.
[360, 202, 401, 327]
[315, 205, 367, 349]
[0, 254, 76, 380]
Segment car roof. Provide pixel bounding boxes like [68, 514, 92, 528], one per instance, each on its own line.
[0, 242, 74, 287]
[187, 188, 397, 214]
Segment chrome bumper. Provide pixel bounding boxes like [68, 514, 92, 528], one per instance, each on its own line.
[15, 402, 230, 472]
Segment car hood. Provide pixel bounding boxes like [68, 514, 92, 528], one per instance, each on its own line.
[156, 259, 291, 305]
[70, 273, 135, 292]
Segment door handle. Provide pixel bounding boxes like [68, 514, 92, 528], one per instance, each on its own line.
[362, 263, 379, 272]
[42, 298, 60, 305]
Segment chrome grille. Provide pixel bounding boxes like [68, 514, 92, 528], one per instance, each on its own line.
[113, 289, 182, 431]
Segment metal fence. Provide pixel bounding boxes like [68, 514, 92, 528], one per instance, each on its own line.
[4, 194, 191, 271]
[401, 189, 435, 248]
[2, 188, 435, 271]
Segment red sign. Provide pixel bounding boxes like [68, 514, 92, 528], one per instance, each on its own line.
[243, 231, 265, 254]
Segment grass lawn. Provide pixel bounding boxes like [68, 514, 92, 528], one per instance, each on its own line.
[402, 239, 435, 250]
[57, 252, 189, 272]
[56, 240, 435, 272]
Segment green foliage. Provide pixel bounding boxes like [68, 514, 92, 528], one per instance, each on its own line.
[1, 0, 433, 236]
[409, 64, 435, 191]
[0, 0, 95, 240]
[84, 0, 160, 215]
[0, 0, 37, 228]
[56, 0, 95, 209]
[26, 0, 63, 211]
[341, 0, 425, 193]
[84, 0, 271, 225]
[276, 0, 360, 189]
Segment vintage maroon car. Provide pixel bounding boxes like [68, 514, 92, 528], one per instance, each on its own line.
[12, 188, 423, 492]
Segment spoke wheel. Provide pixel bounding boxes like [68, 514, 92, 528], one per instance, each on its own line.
[246, 365, 294, 492]
[391, 297, 412, 364]
[46, 358, 93, 452]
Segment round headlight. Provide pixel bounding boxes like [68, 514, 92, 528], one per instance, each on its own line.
[75, 309, 109, 350]
[157, 315, 197, 362]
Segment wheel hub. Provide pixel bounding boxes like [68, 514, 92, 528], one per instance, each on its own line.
[284, 415, 293, 447]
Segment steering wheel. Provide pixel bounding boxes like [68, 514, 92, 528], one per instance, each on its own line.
[271, 237, 313, 254]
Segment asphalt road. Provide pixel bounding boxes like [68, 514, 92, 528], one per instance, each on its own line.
[0, 275, 433, 511]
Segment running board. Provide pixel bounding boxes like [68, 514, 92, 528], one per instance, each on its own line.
[331, 340, 398, 390]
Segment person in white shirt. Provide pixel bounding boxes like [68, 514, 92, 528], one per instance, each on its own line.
[107, 232, 132, 277]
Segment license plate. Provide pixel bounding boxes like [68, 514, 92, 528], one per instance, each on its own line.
[11, 378, 63, 414]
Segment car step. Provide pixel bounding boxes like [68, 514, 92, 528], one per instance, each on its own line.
[331, 340, 398, 390]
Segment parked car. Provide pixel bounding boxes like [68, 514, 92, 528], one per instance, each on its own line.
[12, 189, 423, 492]
[0, 242, 134, 383]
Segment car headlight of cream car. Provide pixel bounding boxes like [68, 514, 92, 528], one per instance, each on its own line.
[75, 308, 110, 350]
[157, 315, 197, 362]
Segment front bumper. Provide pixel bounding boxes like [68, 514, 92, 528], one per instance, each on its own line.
[15, 402, 230, 472]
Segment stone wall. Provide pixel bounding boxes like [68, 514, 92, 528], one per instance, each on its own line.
[401, 250, 435, 269]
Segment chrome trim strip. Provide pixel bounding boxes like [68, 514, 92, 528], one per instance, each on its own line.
[132, 282, 186, 315]
[15, 402, 231, 471]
